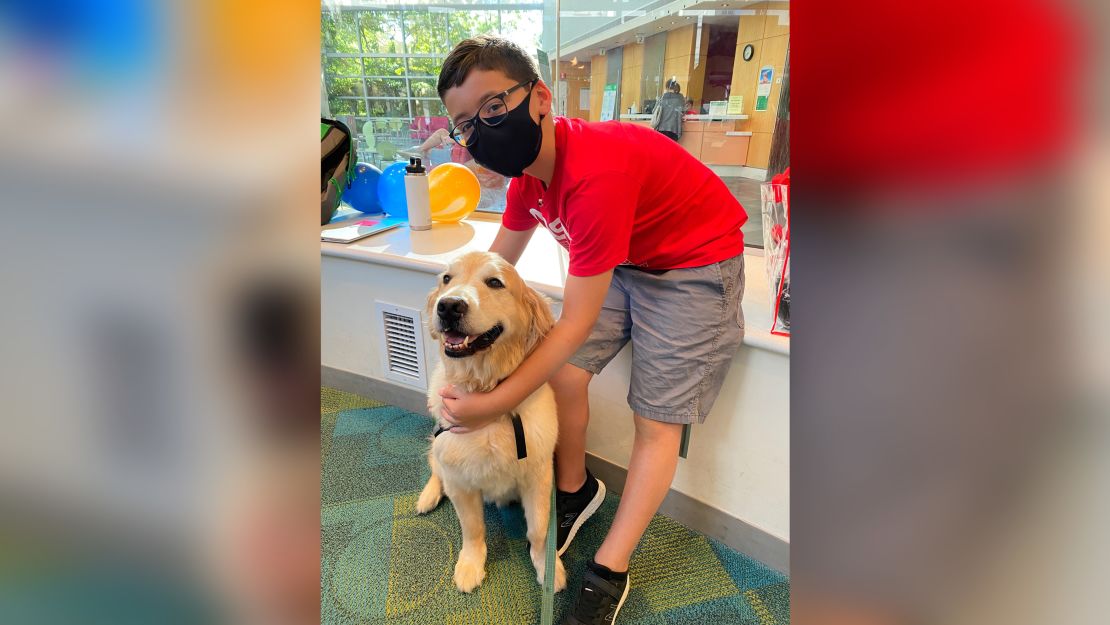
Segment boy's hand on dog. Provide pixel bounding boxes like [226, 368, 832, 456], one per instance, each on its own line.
[439, 384, 506, 433]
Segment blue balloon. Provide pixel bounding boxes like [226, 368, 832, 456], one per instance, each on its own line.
[343, 162, 382, 214]
[377, 161, 409, 218]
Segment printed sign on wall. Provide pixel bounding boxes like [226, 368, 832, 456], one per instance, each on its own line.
[727, 95, 744, 115]
[755, 65, 774, 111]
[600, 84, 618, 121]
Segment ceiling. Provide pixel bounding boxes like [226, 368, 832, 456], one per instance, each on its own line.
[556, 0, 787, 61]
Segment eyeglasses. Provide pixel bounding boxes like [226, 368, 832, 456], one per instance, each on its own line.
[448, 79, 536, 148]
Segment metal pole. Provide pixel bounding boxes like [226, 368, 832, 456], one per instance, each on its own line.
[553, 0, 561, 115]
[401, 7, 413, 123]
[356, 11, 370, 124]
[541, 7, 563, 625]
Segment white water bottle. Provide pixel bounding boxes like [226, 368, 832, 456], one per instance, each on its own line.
[404, 157, 432, 231]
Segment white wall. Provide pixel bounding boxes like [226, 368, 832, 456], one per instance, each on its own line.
[323, 259, 442, 385]
[322, 254, 790, 542]
[583, 335, 789, 542]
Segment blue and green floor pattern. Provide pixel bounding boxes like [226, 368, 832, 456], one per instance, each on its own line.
[322, 387, 789, 625]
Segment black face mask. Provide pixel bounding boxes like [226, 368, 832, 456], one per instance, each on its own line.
[467, 91, 544, 179]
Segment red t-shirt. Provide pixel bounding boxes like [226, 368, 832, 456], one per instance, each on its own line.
[502, 117, 747, 277]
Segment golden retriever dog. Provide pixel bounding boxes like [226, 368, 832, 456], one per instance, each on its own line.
[415, 250, 567, 594]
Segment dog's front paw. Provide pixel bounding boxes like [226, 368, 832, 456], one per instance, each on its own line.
[553, 558, 567, 592]
[415, 484, 442, 514]
[533, 552, 567, 592]
[453, 553, 486, 593]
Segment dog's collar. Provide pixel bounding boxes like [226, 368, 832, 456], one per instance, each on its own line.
[433, 412, 527, 460]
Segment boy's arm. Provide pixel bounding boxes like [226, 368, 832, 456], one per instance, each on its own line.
[439, 270, 612, 425]
[489, 224, 536, 266]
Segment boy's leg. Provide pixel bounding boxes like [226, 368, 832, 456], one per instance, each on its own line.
[550, 362, 593, 492]
[591, 256, 744, 571]
[593, 414, 682, 572]
[553, 271, 630, 558]
[561, 255, 745, 624]
[551, 362, 609, 557]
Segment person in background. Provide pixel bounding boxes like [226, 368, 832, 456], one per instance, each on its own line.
[685, 98, 696, 115]
[650, 79, 685, 141]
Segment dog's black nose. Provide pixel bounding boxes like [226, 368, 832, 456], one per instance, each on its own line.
[437, 297, 468, 320]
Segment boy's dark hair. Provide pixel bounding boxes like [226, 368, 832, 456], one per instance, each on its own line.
[437, 35, 541, 99]
[666, 79, 681, 92]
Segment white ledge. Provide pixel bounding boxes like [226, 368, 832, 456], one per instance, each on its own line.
[619, 114, 750, 121]
[322, 213, 788, 355]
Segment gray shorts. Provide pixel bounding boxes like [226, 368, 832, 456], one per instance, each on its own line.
[568, 254, 745, 424]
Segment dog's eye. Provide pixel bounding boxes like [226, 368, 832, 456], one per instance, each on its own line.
[443, 274, 451, 284]
[485, 278, 505, 289]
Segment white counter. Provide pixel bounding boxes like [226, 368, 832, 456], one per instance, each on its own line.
[619, 113, 750, 121]
[321, 213, 788, 355]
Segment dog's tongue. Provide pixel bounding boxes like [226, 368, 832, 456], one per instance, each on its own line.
[444, 331, 466, 346]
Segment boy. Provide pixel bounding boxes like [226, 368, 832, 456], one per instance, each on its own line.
[434, 35, 746, 625]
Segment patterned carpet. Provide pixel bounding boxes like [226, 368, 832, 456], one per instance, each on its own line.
[321, 387, 789, 624]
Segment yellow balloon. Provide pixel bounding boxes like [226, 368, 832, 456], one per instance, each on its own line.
[429, 162, 480, 222]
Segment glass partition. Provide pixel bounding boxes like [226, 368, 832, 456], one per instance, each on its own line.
[640, 33, 667, 116]
[553, 2, 790, 246]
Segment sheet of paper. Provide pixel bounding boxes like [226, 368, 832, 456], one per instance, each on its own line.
[321, 216, 405, 243]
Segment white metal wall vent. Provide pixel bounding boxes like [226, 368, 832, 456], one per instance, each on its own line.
[374, 302, 428, 390]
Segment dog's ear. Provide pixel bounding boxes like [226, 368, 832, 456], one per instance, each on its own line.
[522, 285, 555, 352]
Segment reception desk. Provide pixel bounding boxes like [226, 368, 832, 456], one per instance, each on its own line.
[619, 114, 752, 166]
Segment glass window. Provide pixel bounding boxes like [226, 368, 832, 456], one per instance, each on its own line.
[411, 99, 447, 118]
[407, 57, 443, 77]
[365, 78, 406, 98]
[447, 11, 499, 43]
[363, 56, 405, 77]
[321, 10, 358, 55]
[360, 11, 404, 54]
[366, 99, 408, 118]
[324, 56, 361, 78]
[321, 2, 549, 210]
[403, 12, 450, 55]
[408, 78, 438, 99]
[325, 75, 361, 98]
[328, 98, 365, 117]
[499, 11, 542, 52]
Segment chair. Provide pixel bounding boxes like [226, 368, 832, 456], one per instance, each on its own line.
[376, 140, 398, 162]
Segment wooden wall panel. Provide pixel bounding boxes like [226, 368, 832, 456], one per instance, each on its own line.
[589, 54, 607, 122]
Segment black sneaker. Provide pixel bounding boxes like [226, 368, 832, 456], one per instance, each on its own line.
[555, 470, 606, 556]
[561, 560, 630, 624]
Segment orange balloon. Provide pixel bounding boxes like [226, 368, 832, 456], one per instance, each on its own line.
[429, 163, 480, 222]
